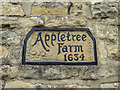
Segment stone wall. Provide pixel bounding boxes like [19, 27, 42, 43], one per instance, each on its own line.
[0, 1, 119, 89]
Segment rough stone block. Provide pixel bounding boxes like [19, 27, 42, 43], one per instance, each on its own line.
[0, 45, 8, 60]
[100, 83, 118, 88]
[19, 68, 40, 79]
[31, 6, 68, 15]
[42, 68, 70, 80]
[107, 45, 119, 60]
[21, 2, 33, 16]
[0, 30, 21, 45]
[44, 15, 87, 27]
[0, 80, 3, 90]
[2, 65, 18, 80]
[33, 2, 69, 8]
[1, 2, 24, 16]
[5, 80, 35, 88]
[91, 3, 118, 19]
[65, 84, 89, 88]
[7, 45, 22, 65]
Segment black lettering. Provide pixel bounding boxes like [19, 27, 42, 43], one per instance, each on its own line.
[76, 34, 81, 41]
[58, 32, 60, 41]
[66, 32, 71, 41]
[74, 54, 79, 61]
[74, 45, 83, 52]
[68, 54, 73, 61]
[33, 32, 49, 52]
[62, 45, 68, 52]
[45, 33, 50, 47]
[80, 54, 84, 60]
[72, 35, 76, 41]
[82, 34, 86, 41]
[57, 43, 64, 55]
[68, 45, 73, 52]
[61, 34, 66, 41]
[51, 33, 56, 46]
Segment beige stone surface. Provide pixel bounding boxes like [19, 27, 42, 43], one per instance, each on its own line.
[17, 17, 36, 27]
[0, 2, 2, 16]
[5, 80, 35, 88]
[100, 83, 118, 88]
[21, 2, 34, 16]
[9, 67, 18, 79]
[26, 30, 95, 63]
[66, 17, 87, 26]
[45, 19, 64, 27]
[45, 16, 87, 27]
[1, 2, 24, 16]
[107, 45, 119, 60]
[31, 6, 67, 15]
[0, 16, 19, 28]
[2, 65, 19, 79]
[0, 80, 3, 90]
[72, 2, 86, 5]
[97, 40, 107, 65]
[0, 45, 8, 59]
[65, 84, 89, 88]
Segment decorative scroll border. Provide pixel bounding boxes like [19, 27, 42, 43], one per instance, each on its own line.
[22, 28, 97, 65]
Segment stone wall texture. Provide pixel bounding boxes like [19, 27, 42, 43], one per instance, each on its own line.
[0, 1, 120, 89]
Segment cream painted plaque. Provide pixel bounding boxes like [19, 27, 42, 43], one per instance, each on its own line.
[22, 28, 97, 65]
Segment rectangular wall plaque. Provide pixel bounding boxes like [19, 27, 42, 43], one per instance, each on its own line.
[22, 28, 97, 65]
